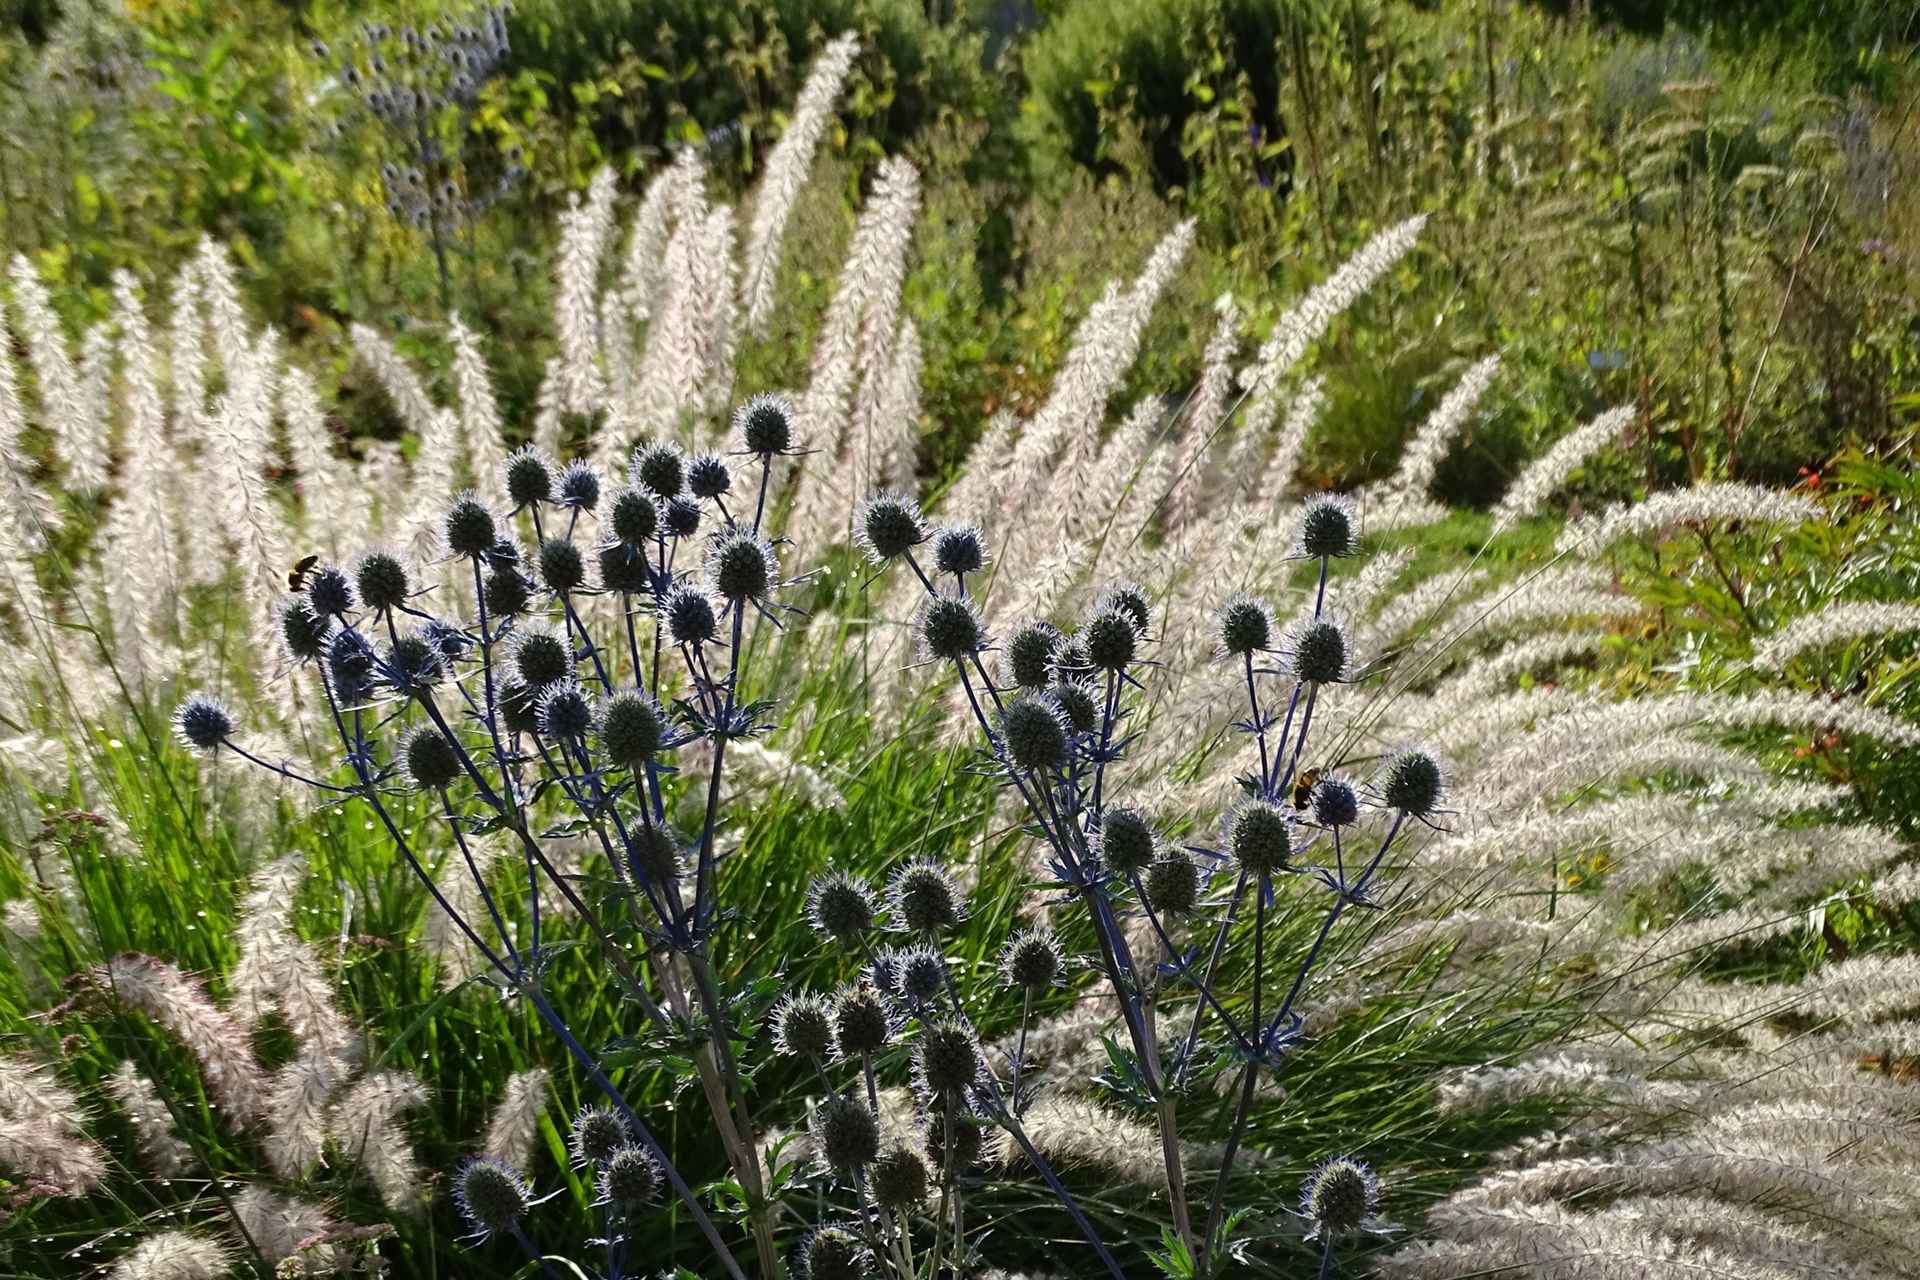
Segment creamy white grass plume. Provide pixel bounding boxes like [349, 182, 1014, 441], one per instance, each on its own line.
[0, 334, 55, 643]
[1559, 481, 1822, 555]
[555, 165, 619, 416]
[102, 270, 179, 692]
[1254, 376, 1326, 508]
[1004, 1093, 1172, 1189]
[73, 321, 115, 492]
[264, 1044, 345, 1177]
[106, 952, 267, 1124]
[106, 1060, 195, 1176]
[741, 31, 860, 337]
[348, 322, 437, 437]
[620, 158, 687, 325]
[332, 1069, 428, 1214]
[426, 837, 505, 989]
[1165, 293, 1242, 530]
[0, 1053, 110, 1193]
[845, 158, 921, 450]
[719, 741, 847, 811]
[1491, 404, 1635, 531]
[201, 328, 291, 669]
[233, 1186, 337, 1273]
[618, 149, 714, 457]
[1237, 214, 1427, 436]
[484, 1067, 551, 1171]
[448, 316, 507, 489]
[281, 367, 356, 560]
[1367, 353, 1501, 528]
[229, 853, 351, 1055]
[531, 356, 564, 459]
[1752, 601, 1920, 670]
[694, 203, 741, 423]
[869, 317, 923, 491]
[108, 1232, 229, 1280]
[194, 236, 250, 378]
[7, 254, 98, 492]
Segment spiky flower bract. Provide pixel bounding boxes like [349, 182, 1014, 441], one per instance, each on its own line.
[915, 1020, 981, 1100]
[897, 947, 948, 1005]
[1002, 930, 1064, 990]
[931, 525, 988, 577]
[502, 446, 555, 509]
[280, 598, 329, 662]
[172, 696, 234, 753]
[808, 871, 877, 944]
[1145, 853, 1201, 915]
[1215, 592, 1274, 657]
[385, 633, 444, 693]
[1096, 580, 1153, 635]
[536, 681, 593, 740]
[557, 459, 600, 510]
[1312, 776, 1360, 828]
[1050, 679, 1098, 733]
[630, 440, 686, 498]
[353, 549, 410, 613]
[1229, 799, 1296, 877]
[598, 1145, 662, 1217]
[1381, 747, 1447, 818]
[600, 693, 666, 769]
[661, 585, 718, 646]
[814, 1092, 880, 1171]
[1300, 1155, 1382, 1241]
[708, 531, 776, 603]
[570, 1105, 630, 1167]
[1286, 616, 1351, 686]
[774, 992, 835, 1058]
[914, 594, 984, 662]
[512, 627, 571, 688]
[443, 492, 499, 559]
[800, 1225, 869, 1280]
[455, 1155, 529, 1237]
[687, 452, 732, 499]
[1297, 492, 1360, 559]
[1000, 693, 1069, 771]
[608, 485, 661, 545]
[854, 491, 927, 563]
[663, 495, 703, 537]
[1098, 807, 1157, 877]
[305, 563, 355, 617]
[890, 861, 963, 935]
[598, 540, 651, 594]
[833, 985, 892, 1058]
[403, 726, 462, 790]
[735, 391, 796, 456]
[538, 537, 586, 594]
[870, 1145, 930, 1210]
[1080, 607, 1138, 672]
[1006, 619, 1061, 689]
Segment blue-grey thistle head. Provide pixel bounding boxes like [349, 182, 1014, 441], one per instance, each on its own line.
[1228, 799, 1295, 877]
[999, 693, 1069, 771]
[809, 871, 877, 944]
[661, 584, 718, 647]
[897, 947, 948, 1005]
[931, 525, 988, 578]
[598, 1145, 662, 1217]
[926, 1113, 984, 1173]
[1286, 617, 1350, 686]
[354, 549, 410, 613]
[735, 392, 796, 457]
[891, 861, 963, 936]
[403, 725, 462, 790]
[455, 1155, 528, 1237]
[915, 1019, 981, 1100]
[1097, 807, 1157, 877]
[1312, 776, 1360, 828]
[385, 633, 444, 694]
[870, 1145, 930, 1210]
[536, 680, 593, 740]
[687, 452, 732, 499]
[1145, 853, 1201, 915]
[1300, 1155, 1381, 1241]
[495, 679, 539, 736]
[663, 495, 702, 537]
[600, 693, 666, 769]
[854, 492, 927, 563]
[915, 595, 984, 663]
[1049, 679, 1098, 734]
[598, 540, 650, 594]
[538, 537, 586, 594]
[557, 459, 600, 511]
[280, 599, 330, 663]
[1096, 581, 1152, 636]
[709, 532, 776, 603]
[328, 629, 376, 704]
[305, 563, 355, 617]
[815, 1092, 880, 1171]
[443, 493, 499, 560]
[833, 985, 893, 1057]
[570, 1105, 630, 1167]
[1381, 747, 1446, 818]
[421, 617, 470, 664]
[1214, 593, 1273, 658]
[1297, 493, 1359, 559]
[1006, 620, 1061, 689]
[1049, 635, 1093, 680]
[502, 447, 554, 509]
[609, 485, 660, 545]
[173, 695, 233, 753]
[512, 627, 571, 689]
[1079, 607, 1137, 672]
[630, 440, 686, 499]
[774, 992, 835, 1058]
[1002, 930, 1064, 991]
[484, 568, 531, 618]
[800, 1225, 868, 1280]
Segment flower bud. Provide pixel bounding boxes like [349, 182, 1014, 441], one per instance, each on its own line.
[483, 568, 531, 618]
[630, 441, 685, 498]
[1002, 931, 1063, 991]
[663, 495, 702, 537]
[931, 526, 987, 578]
[601, 694, 666, 769]
[609, 486, 660, 545]
[1287, 618, 1349, 686]
[709, 532, 775, 602]
[598, 1145, 661, 1216]
[687, 453, 731, 499]
[735, 392, 795, 456]
[870, 1145, 930, 1210]
[280, 599, 330, 662]
[1297, 493, 1359, 559]
[1228, 800, 1294, 877]
[557, 459, 600, 511]
[502, 447, 553, 508]
[774, 992, 835, 1058]
[915, 595, 984, 662]
[1312, 776, 1360, 828]
[661, 585, 718, 647]
[444, 494, 499, 559]
[403, 726, 462, 790]
[570, 1105, 630, 1166]
[999, 694, 1068, 771]
[1382, 748, 1445, 818]
[833, 985, 892, 1057]
[854, 493, 926, 563]
[1300, 1155, 1379, 1239]
[512, 628, 570, 688]
[1049, 680, 1098, 733]
[815, 1092, 880, 1171]
[305, 564, 354, 617]
[354, 550, 410, 613]
[539, 537, 586, 594]
[808, 872, 877, 944]
[1097, 807, 1156, 877]
[1080, 608, 1137, 672]
[891, 862, 962, 936]
[172, 696, 233, 753]
[1145, 853, 1201, 915]
[1215, 593, 1273, 657]
[915, 1020, 980, 1100]
[455, 1156, 528, 1236]
[536, 681, 593, 740]
[1006, 620, 1060, 689]
[897, 947, 948, 1005]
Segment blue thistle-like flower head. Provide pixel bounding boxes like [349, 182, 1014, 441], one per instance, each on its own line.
[1214, 592, 1273, 659]
[630, 440, 686, 499]
[569, 1105, 630, 1167]
[443, 491, 499, 560]
[773, 992, 835, 1058]
[897, 947, 948, 1005]
[172, 695, 233, 753]
[502, 446, 554, 509]
[600, 693, 667, 769]
[661, 584, 718, 647]
[914, 594, 984, 663]
[511, 626, 571, 688]
[914, 1019, 981, 1101]
[814, 1091, 880, 1172]
[353, 548, 411, 614]
[536, 680, 593, 740]
[280, 598, 330, 663]
[454, 1155, 529, 1238]
[833, 984, 894, 1058]
[304, 563, 355, 617]
[1001, 930, 1064, 991]
[1005, 620, 1061, 689]
[1300, 1155, 1384, 1242]
[687, 452, 732, 499]
[708, 531, 777, 603]
[1095, 580, 1153, 636]
[808, 871, 877, 945]
[403, 725, 462, 790]
[854, 492, 927, 564]
[557, 459, 600, 511]
[1296, 492, 1359, 559]
[734, 392, 796, 457]
[327, 629, 377, 704]
[538, 537, 586, 594]
[608, 485, 661, 546]
[1380, 747, 1447, 818]
[799, 1225, 869, 1280]
[1284, 615, 1351, 686]
[598, 1145, 662, 1217]
[663, 495, 702, 537]
[999, 693, 1069, 771]
[385, 632, 445, 694]
[1311, 775, 1360, 828]
[930, 525, 988, 578]
[1226, 798, 1296, 877]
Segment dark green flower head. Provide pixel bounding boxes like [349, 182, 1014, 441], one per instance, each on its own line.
[774, 992, 835, 1058]
[1049, 679, 1098, 734]
[1002, 930, 1064, 991]
[570, 1105, 630, 1167]
[455, 1156, 528, 1237]
[808, 871, 877, 944]
[891, 862, 962, 936]
[915, 595, 984, 662]
[630, 440, 686, 498]
[915, 1020, 981, 1100]
[538, 537, 586, 594]
[800, 1226, 869, 1280]
[663, 495, 702, 537]
[1215, 593, 1273, 658]
[1145, 853, 1201, 915]
[403, 726, 462, 790]
[735, 392, 796, 457]
[687, 452, 732, 499]
[1300, 1155, 1380, 1240]
[512, 628, 571, 688]
[502, 447, 554, 509]
[280, 599, 330, 663]
[709, 532, 776, 602]
[600, 693, 666, 769]
[385, 633, 443, 694]
[1096, 580, 1152, 636]
[1228, 799, 1295, 877]
[557, 459, 600, 511]
[1006, 620, 1061, 689]
[1000, 694, 1069, 771]
[833, 985, 893, 1058]
[1080, 608, 1138, 672]
[1297, 493, 1359, 559]
[931, 525, 988, 578]
[815, 1092, 880, 1171]
[609, 485, 661, 545]
[354, 549, 410, 613]
[661, 585, 718, 647]
[173, 696, 234, 753]
[597, 540, 650, 594]
[1287, 617, 1350, 686]
[1097, 807, 1157, 878]
[443, 493, 499, 559]
[1381, 748, 1446, 818]
[484, 569, 531, 618]
[854, 492, 927, 563]
[870, 1145, 930, 1210]
[598, 1145, 662, 1217]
